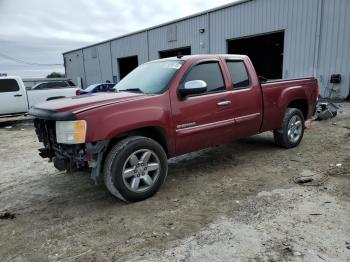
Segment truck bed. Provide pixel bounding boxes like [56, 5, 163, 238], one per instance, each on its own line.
[260, 78, 318, 132]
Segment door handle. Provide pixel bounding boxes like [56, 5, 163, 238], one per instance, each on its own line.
[217, 100, 231, 106]
[14, 94, 23, 97]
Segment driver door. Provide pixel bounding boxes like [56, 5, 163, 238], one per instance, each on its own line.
[0, 78, 27, 115]
[172, 60, 234, 155]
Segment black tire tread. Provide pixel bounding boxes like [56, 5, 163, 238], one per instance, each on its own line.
[274, 108, 305, 148]
[103, 136, 167, 202]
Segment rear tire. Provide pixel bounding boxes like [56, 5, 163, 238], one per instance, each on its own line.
[274, 108, 305, 148]
[103, 136, 168, 202]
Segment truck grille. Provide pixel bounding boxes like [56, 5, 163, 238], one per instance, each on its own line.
[33, 118, 56, 147]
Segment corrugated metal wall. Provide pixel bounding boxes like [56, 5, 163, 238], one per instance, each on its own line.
[316, 0, 350, 99]
[110, 32, 148, 82]
[148, 14, 208, 60]
[64, 50, 85, 87]
[210, 0, 319, 79]
[83, 42, 113, 86]
[63, 0, 350, 98]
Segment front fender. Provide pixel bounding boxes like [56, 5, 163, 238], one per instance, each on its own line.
[78, 94, 173, 146]
[103, 107, 170, 140]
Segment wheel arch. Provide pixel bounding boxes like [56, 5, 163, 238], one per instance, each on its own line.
[287, 99, 308, 119]
[108, 126, 171, 157]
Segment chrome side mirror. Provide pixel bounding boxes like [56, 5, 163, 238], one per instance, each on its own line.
[179, 80, 207, 97]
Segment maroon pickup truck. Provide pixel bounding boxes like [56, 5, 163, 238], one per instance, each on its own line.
[30, 55, 318, 202]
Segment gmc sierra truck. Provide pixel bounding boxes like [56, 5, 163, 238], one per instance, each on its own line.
[30, 55, 318, 202]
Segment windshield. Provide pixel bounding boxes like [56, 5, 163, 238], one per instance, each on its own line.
[85, 84, 99, 91]
[115, 60, 184, 94]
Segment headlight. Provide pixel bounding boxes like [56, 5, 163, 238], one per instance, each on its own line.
[56, 120, 87, 144]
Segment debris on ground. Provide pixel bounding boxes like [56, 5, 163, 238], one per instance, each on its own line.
[326, 164, 350, 177]
[0, 212, 16, 220]
[346, 241, 350, 249]
[315, 102, 338, 120]
[305, 120, 313, 129]
[294, 176, 314, 184]
[293, 170, 329, 186]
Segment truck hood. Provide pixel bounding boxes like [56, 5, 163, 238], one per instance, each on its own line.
[31, 92, 147, 116]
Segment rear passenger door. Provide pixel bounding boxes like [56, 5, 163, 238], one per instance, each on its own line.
[172, 60, 235, 155]
[225, 59, 263, 139]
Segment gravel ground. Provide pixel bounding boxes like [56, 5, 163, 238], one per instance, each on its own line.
[0, 103, 349, 262]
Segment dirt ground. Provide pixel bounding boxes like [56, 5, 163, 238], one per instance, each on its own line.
[0, 104, 350, 262]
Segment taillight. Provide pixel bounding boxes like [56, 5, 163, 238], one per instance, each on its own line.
[315, 79, 319, 101]
[76, 89, 81, 96]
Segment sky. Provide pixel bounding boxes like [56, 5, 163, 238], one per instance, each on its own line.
[0, 0, 235, 78]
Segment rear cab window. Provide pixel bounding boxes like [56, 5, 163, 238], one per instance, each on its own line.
[183, 61, 225, 94]
[0, 79, 20, 93]
[226, 60, 250, 89]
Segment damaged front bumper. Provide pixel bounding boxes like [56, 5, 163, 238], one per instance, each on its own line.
[33, 118, 108, 183]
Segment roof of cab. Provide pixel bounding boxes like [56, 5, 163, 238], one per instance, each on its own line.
[149, 54, 248, 63]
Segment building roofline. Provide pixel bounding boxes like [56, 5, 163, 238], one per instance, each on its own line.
[62, 0, 253, 55]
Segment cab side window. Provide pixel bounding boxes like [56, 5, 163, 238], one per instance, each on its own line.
[183, 62, 225, 93]
[0, 79, 20, 92]
[35, 83, 48, 90]
[48, 82, 67, 89]
[226, 61, 250, 89]
[56, 82, 68, 88]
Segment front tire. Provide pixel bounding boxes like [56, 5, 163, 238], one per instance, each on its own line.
[103, 136, 168, 202]
[274, 108, 305, 148]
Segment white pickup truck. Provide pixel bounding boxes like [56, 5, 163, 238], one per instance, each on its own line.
[0, 76, 79, 116]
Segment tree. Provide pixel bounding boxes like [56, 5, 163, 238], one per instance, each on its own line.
[46, 72, 64, 78]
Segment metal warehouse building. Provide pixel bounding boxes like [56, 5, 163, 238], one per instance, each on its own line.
[63, 0, 350, 99]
